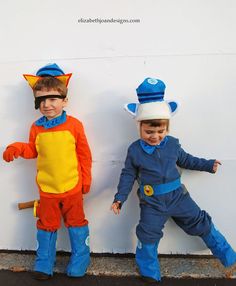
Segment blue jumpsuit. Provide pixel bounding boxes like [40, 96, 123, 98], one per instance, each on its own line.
[114, 136, 236, 281]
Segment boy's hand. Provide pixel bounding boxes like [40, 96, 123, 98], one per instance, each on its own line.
[213, 160, 222, 173]
[110, 201, 122, 215]
[82, 185, 90, 194]
[3, 147, 20, 162]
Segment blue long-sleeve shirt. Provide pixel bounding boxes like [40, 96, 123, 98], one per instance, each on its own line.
[114, 136, 215, 204]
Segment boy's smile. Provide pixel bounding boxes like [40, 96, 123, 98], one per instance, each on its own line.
[35, 90, 67, 120]
[140, 123, 168, 146]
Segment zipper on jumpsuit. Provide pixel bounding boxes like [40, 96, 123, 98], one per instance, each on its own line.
[155, 148, 165, 184]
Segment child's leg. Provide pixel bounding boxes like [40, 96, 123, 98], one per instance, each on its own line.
[62, 193, 90, 277]
[34, 229, 57, 277]
[136, 240, 160, 282]
[136, 203, 167, 282]
[66, 225, 90, 277]
[172, 190, 236, 267]
[34, 196, 61, 278]
[172, 190, 212, 237]
[201, 224, 236, 267]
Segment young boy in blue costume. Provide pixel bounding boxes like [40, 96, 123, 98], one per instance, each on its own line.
[3, 63, 92, 280]
[111, 78, 236, 283]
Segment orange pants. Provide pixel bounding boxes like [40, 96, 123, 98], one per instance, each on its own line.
[36, 192, 88, 232]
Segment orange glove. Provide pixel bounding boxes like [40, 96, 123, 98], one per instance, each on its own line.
[82, 185, 90, 194]
[3, 146, 21, 162]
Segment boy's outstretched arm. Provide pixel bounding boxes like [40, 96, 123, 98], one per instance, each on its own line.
[177, 143, 220, 174]
[110, 201, 122, 215]
[3, 142, 37, 162]
[2, 125, 38, 162]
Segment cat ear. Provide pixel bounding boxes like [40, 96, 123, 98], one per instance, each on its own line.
[167, 101, 178, 114]
[55, 73, 72, 87]
[23, 74, 42, 89]
[124, 103, 139, 117]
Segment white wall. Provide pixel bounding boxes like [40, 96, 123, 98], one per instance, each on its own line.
[0, 0, 235, 254]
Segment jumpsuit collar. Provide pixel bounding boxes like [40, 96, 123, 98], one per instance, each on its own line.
[35, 110, 67, 129]
[139, 136, 168, 154]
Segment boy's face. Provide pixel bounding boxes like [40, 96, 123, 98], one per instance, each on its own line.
[35, 89, 67, 120]
[140, 123, 168, 146]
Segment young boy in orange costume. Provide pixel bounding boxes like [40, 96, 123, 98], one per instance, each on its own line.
[3, 63, 92, 280]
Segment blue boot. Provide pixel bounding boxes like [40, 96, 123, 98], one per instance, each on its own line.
[135, 240, 161, 282]
[201, 224, 236, 267]
[67, 225, 90, 277]
[34, 229, 57, 276]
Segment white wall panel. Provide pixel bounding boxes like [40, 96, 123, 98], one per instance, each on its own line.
[0, 0, 235, 254]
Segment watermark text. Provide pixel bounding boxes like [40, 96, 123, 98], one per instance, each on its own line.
[78, 18, 141, 24]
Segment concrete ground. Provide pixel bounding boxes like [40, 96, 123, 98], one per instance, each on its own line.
[1, 270, 236, 286]
[0, 252, 236, 279]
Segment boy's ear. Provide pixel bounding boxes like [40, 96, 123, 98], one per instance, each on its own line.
[63, 97, 68, 106]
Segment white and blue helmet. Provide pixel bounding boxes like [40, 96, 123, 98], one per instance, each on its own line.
[125, 78, 178, 121]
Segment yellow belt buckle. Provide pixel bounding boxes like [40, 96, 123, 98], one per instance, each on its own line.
[143, 185, 154, 196]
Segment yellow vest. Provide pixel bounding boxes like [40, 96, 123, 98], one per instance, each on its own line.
[35, 130, 78, 194]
